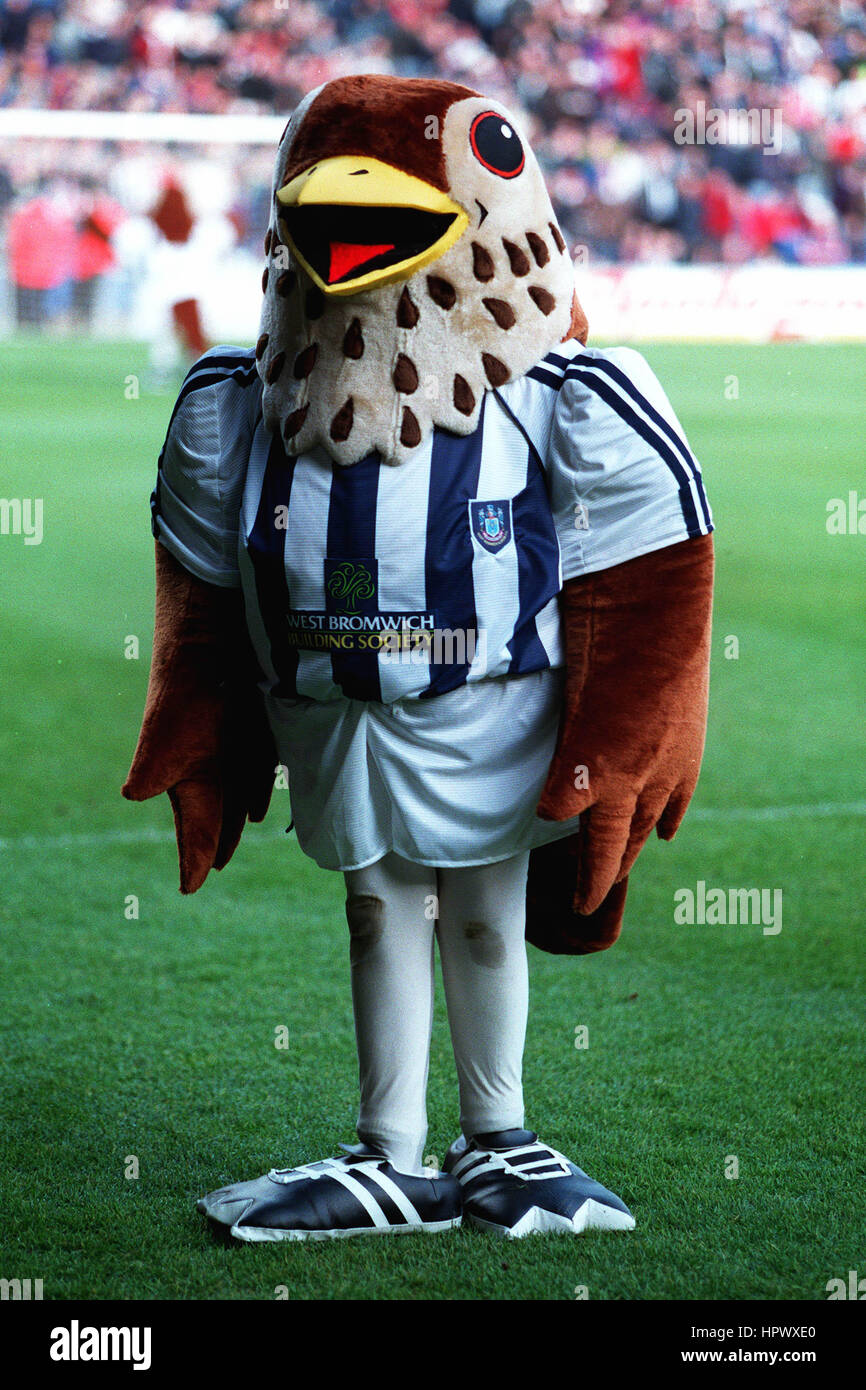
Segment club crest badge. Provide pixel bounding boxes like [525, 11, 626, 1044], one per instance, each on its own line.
[470, 499, 512, 553]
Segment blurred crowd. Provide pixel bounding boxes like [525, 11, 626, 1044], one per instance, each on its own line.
[1, 0, 866, 329]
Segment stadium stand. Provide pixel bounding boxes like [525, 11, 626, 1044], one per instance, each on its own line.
[0, 0, 864, 329]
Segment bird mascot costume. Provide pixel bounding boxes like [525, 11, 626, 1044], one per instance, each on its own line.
[124, 75, 714, 1241]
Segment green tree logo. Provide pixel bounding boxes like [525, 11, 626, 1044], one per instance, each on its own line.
[327, 561, 375, 611]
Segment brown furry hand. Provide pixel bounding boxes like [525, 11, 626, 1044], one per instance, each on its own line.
[122, 542, 276, 893]
[538, 533, 714, 914]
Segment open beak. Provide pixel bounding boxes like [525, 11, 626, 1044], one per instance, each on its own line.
[276, 155, 468, 297]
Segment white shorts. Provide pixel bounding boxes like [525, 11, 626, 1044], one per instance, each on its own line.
[265, 669, 581, 872]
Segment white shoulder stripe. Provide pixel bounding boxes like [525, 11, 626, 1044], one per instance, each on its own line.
[181, 349, 258, 390]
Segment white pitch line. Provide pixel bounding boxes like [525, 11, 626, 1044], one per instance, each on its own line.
[1, 802, 865, 851]
[0, 827, 174, 851]
[688, 801, 866, 823]
[0, 826, 283, 851]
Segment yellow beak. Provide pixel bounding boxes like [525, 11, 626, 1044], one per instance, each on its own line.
[276, 155, 468, 297]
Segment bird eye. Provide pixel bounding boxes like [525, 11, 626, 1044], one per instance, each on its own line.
[469, 112, 525, 179]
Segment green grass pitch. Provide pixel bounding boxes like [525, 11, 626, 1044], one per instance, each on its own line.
[1, 336, 863, 1301]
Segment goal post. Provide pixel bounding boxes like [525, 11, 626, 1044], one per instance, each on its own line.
[0, 108, 284, 341]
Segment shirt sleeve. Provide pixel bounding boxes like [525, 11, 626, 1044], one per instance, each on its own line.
[150, 352, 257, 588]
[544, 346, 713, 581]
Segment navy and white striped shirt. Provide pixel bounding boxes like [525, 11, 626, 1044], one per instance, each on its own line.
[151, 339, 711, 705]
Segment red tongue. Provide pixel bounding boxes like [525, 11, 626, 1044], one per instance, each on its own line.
[328, 240, 395, 282]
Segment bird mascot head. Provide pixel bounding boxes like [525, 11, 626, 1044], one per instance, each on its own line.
[257, 74, 587, 466]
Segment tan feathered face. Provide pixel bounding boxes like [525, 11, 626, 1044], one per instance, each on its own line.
[257, 76, 581, 466]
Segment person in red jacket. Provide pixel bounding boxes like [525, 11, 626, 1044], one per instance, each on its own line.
[72, 186, 125, 328]
[6, 188, 76, 327]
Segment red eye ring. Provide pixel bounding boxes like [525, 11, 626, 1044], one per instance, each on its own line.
[469, 111, 525, 179]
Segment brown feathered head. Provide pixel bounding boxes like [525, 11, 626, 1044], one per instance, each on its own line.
[257, 75, 586, 465]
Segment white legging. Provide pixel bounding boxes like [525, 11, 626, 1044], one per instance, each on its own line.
[344, 851, 530, 1175]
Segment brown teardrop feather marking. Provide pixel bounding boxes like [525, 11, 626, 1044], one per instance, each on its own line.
[526, 232, 550, 267]
[501, 239, 530, 276]
[284, 404, 309, 439]
[266, 351, 286, 384]
[330, 397, 354, 442]
[393, 354, 419, 394]
[276, 270, 296, 297]
[400, 407, 421, 449]
[396, 287, 420, 328]
[426, 275, 456, 309]
[293, 344, 318, 378]
[471, 242, 495, 282]
[453, 375, 475, 416]
[549, 222, 566, 254]
[264, 228, 272, 256]
[528, 285, 556, 316]
[482, 298, 516, 330]
[343, 318, 364, 359]
[481, 353, 510, 386]
[261, 266, 269, 294]
[255, 333, 269, 361]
